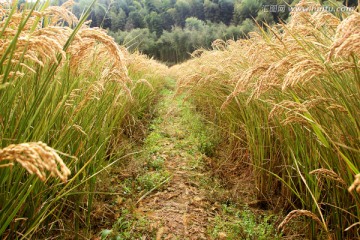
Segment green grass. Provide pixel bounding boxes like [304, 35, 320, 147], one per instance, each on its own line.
[210, 205, 281, 240]
[100, 209, 154, 240]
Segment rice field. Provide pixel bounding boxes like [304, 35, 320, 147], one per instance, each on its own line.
[171, 1, 360, 239]
[0, 0, 168, 238]
[1, 0, 360, 239]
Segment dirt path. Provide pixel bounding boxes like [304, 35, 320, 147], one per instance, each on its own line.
[96, 87, 281, 240]
[134, 90, 214, 239]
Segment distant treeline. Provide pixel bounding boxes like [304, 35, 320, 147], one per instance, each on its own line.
[66, 0, 357, 64]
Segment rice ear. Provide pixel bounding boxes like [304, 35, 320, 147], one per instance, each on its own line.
[278, 210, 331, 239]
[348, 174, 360, 193]
[0, 142, 72, 182]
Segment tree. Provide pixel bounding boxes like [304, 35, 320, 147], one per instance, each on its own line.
[125, 11, 146, 30]
[145, 0, 161, 13]
[219, 0, 234, 25]
[188, 0, 205, 20]
[109, 8, 127, 31]
[204, 0, 220, 22]
[174, 0, 191, 27]
[233, 0, 263, 25]
[145, 11, 163, 37]
[161, 11, 176, 31]
[343, 0, 358, 7]
[256, 10, 274, 26]
[185, 17, 205, 31]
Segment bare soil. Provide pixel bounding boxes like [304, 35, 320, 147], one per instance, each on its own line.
[134, 94, 214, 239]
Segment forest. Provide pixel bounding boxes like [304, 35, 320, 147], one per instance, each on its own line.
[71, 0, 298, 63]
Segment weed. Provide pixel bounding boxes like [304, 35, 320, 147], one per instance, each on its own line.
[147, 156, 165, 170]
[100, 209, 154, 240]
[144, 131, 163, 153]
[136, 170, 171, 191]
[210, 205, 281, 240]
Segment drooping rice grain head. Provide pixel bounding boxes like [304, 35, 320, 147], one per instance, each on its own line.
[251, 57, 289, 99]
[268, 100, 309, 125]
[282, 58, 324, 90]
[348, 174, 360, 193]
[0, 142, 71, 182]
[1, 5, 131, 98]
[328, 12, 360, 59]
[311, 11, 341, 30]
[67, 27, 131, 96]
[211, 39, 227, 51]
[77, 28, 127, 76]
[286, 0, 321, 36]
[278, 210, 328, 236]
[43, 5, 79, 27]
[61, 0, 76, 10]
[134, 78, 154, 91]
[190, 48, 206, 58]
[310, 168, 347, 186]
[0, 10, 42, 36]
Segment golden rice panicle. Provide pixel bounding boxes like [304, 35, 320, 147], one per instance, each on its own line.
[1, 36, 65, 76]
[43, 5, 79, 27]
[287, 0, 321, 34]
[73, 28, 129, 82]
[268, 100, 309, 125]
[348, 174, 360, 193]
[211, 39, 227, 51]
[282, 58, 324, 90]
[278, 210, 329, 237]
[0, 142, 71, 182]
[190, 48, 206, 58]
[328, 12, 360, 59]
[310, 168, 347, 186]
[66, 28, 132, 99]
[61, 0, 76, 10]
[0, 7, 73, 76]
[32, 26, 73, 48]
[1, 10, 42, 37]
[311, 11, 341, 30]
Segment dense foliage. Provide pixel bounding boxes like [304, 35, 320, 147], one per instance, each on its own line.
[69, 0, 297, 63]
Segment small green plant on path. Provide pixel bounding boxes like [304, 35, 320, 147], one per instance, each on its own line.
[210, 205, 282, 240]
[100, 209, 154, 240]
